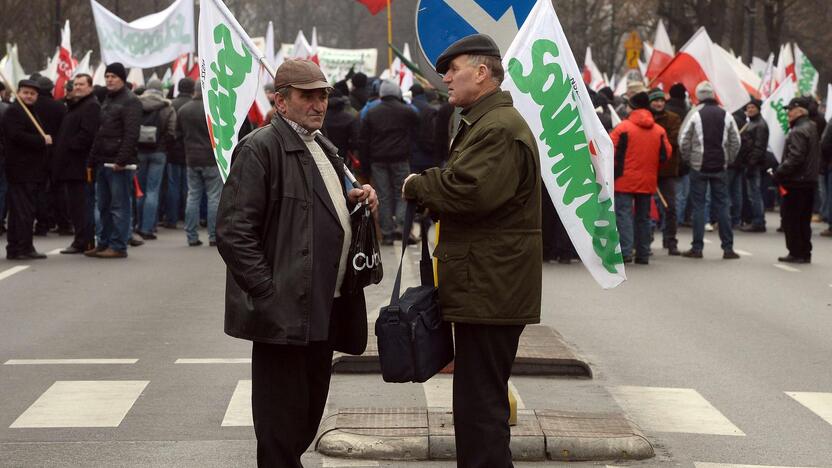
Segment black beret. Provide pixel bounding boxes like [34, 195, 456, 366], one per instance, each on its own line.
[17, 79, 40, 92]
[435, 34, 501, 74]
[787, 97, 811, 111]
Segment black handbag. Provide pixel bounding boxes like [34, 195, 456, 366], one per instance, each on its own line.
[374, 203, 454, 383]
[342, 203, 383, 295]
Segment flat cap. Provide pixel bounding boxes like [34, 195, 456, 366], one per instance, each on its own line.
[275, 59, 332, 91]
[787, 96, 811, 111]
[17, 79, 40, 92]
[435, 34, 501, 74]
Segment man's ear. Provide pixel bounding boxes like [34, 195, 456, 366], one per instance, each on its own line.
[475, 64, 489, 85]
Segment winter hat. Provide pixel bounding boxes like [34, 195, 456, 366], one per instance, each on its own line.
[36, 76, 54, 93]
[379, 80, 401, 99]
[695, 81, 715, 101]
[410, 83, 425, 96]
[746, 98, 763, 111]
[627, 80, 647, 95]
[669, 83, 687, 100]
[629, 91, 650, 110]
[178, 77, 195, 95]
[105, 63, 128, 83]
[648, 88, 666, 102]
[146, 79, 163, 92]
[351, 72, 368, 89]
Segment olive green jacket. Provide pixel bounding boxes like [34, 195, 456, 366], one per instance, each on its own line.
[404, 89, 542, 325]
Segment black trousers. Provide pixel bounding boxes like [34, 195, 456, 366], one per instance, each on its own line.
[251, 339, 334, 468]
[6, 182, 39, 256]
[658, 176, 678, 248]
[55, 180, 92, 249]
[542, 188, 574, 261]
[781, 186, 814, 259]
[453, 323, 525, 468]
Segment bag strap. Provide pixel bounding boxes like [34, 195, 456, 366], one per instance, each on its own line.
[390, 202, 431, 307]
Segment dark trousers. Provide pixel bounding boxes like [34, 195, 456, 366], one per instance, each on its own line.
[781, 186, 814, 259]
[55, 181, 92, 249]
[453, 323, 524, 468]
[251, 340, 334, 468]
[658, 177, 678, 249]
[541, 188, 574, 261]
[6, 182, 39, 256]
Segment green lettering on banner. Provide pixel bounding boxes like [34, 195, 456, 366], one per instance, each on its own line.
[797, 60, 817, 96]
[771, 99, 790, 134]
[206, 23, 253, 179]
[99, 14, 191, 57]
[508, 39, 622, 273]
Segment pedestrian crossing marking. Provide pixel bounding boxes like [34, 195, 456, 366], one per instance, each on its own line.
[175, 358, 250, 364]
[10, 380, 148, 428]
[608, 386, 745, 436]
[422, 375, 526, 409]
[786, 392, 832, 426]
[5, 359, 138, 365]
[221, 380, 252, 427]
[695, 463, 815, 468]
[773, 264, 800, 273]
[703, 238, 713, 244]
[734, 249, 752, 256]
[322, 456, 380, 467]
[0, 265, 29, 281]
[47, 249, 62, 255]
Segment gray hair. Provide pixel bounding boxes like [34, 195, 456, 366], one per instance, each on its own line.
[467, 55, 504, 86]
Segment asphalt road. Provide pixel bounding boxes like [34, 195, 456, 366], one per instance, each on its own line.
[0, 213, 830, 468]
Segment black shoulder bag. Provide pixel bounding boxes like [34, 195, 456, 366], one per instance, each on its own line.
[374, 202, 454, 383]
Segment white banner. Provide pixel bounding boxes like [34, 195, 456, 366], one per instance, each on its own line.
[280, 44, 377, 84]
[91, 0, 195, 68]
[503, 0, 625, 289]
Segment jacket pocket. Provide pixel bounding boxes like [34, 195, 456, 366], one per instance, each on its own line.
[434, 242, 471, 314]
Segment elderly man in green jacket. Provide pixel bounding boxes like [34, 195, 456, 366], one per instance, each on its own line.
[403, 34, 542, 467]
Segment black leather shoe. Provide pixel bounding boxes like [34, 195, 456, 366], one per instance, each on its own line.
[25, 251, 48, 259]
[136, 231, 157, 240]
[667, 246, 681, 256]
[128, 237, 145, 247]
[681, 249, 703, 258]
[635, 257, 649, 265]
[778, 255, 810, 264]
[188, 240, 203, 247]
[60, 246, 84, 254]
[723, 250, 740, 259]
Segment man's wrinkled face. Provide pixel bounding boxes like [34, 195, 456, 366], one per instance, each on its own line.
[745, 104, 759, 118]
[787, 106, 806, 123]
[73, 77, 92, 99]
[442, 55, 486, 108]
[650, 98, 666, 112]
[17, 86, 38, 106]
[105, 73, 124, 92]
[276, 87, 329, 131]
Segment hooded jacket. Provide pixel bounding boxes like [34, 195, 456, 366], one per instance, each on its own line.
[611, 109, 672, 194]
[679, 99, 740, 173]
[137, 89, 177, 153]
[774, 115, 821, 188]
[90, 86, 142, 166]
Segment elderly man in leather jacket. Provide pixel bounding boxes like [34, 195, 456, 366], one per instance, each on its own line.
[215, 59, 377, 468]
[738, 99, 770, 232]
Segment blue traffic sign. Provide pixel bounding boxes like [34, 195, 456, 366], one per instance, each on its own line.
[415, 0, 536, 70]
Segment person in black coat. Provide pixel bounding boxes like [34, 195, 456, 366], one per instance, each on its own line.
[322, 93, 359, 169]
[52, 74, 101, 254]
[4, 80, 53, 259]
[738, 99, 769, 232]
[33, 76, 67, 235]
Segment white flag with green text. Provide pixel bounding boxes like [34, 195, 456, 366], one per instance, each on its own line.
[761, 78, 796, 163]
[502, 0, 625, 289]
[198, 0, 264, 182]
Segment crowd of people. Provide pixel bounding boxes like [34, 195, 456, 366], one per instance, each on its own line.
[0, 59, 828, 264]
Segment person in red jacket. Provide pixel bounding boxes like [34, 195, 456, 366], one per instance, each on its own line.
[611, 91, 672, 264]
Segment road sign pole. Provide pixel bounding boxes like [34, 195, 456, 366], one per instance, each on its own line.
[387, 0, 393, 70]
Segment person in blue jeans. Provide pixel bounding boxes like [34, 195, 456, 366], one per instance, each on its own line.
[135, 79, 177, 239]
[95, 166, 134, 256]
[176, 85, 221, 246]
[738, 99, 770, 232]
[678, 81, 741, 259]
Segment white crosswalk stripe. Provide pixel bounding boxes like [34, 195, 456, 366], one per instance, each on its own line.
[695, 463, 816, 468]
[773, 263, 801, 273]
[734, 249, 753, 256]
[0, 265, 29, 281]
[608, 386, 745, 436]
[785, 392, 832, 426]
[175, 358, 250, 364]
[421, 375, 526, 409]
[5, 359, 138, 365]
[10, 380, 148, 428]
[222, 380, 252, 427]
[47, 248, 63, 256]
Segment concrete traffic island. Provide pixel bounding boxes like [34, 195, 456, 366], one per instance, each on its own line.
[315, 408, 654, 462]
[332, 324, 593, 377]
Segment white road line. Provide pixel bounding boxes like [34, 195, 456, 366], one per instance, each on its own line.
[786, 392, 832, 426]
[734, 249, 752, 256]
[10, 380, 148, 428]
[773, 263, 801, 273]
[695, 463, 815, 468]
[47, 248, 63, 255]
[0, 265, 29, 281]
[222, 380, 252, 427]
[703, 238, 713, 244]
[5, 359, 137, 365]
[608, 386, 745, 436]
[322, 457, 380, 467]
[422, 374, 453, 408]
[175, 358, 250, 364]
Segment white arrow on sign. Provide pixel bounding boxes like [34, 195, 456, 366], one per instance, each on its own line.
[444, 0, 519, 55]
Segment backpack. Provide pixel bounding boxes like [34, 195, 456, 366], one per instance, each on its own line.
[138, 108, 162, 150]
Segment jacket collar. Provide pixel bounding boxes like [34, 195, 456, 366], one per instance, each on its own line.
[460, 88, 511, 127]
[270, 114, 308, 152]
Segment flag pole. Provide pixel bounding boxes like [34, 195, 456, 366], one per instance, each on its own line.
[387, 0, 393, 70]
[0, 69, 47, 138]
